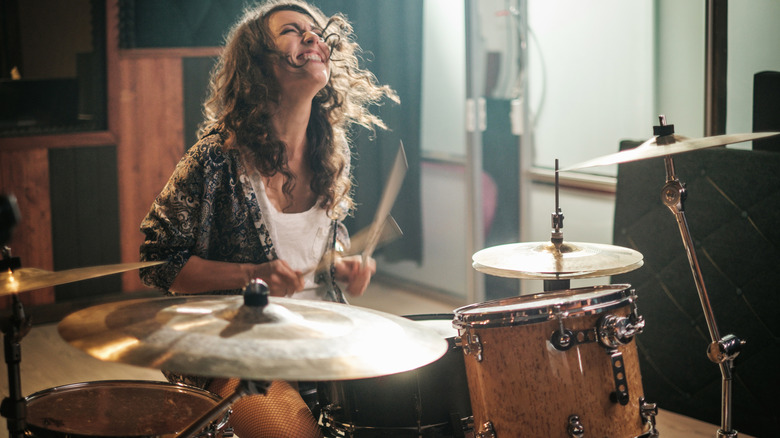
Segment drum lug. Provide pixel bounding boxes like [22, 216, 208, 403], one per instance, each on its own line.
[476, 420, 496, 438]
[318, 404, 354, 436]
[597, 314, 645, 349]
[459, 330, 483, 362]
[638, 397, 660, 437]
[567, 414, 585, 437]
[600, 288, 646, 349]
[608, 350, 630, 405]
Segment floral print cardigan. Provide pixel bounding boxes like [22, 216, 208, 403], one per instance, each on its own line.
[140, 129, 347, 297]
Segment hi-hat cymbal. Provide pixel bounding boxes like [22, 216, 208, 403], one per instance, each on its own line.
[472, 241, 643, 280]
[1, 262, 164, 295]
[58, 295, 448, 381]
[560, 131, 780, 171]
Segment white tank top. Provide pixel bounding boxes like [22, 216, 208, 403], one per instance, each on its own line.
[244, 165, 333, 300]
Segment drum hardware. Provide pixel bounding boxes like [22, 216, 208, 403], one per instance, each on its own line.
[456, 330, 483, 362]
[566, 415, 584, 437]
[562, 116, 777, 437]
[475, 421, 495, 438]
[608, 351, 630, 405]
[598, 288, 645, 349]
[639, 397, 660, 437]
[455, 285, 656, 437]
[546, 291, 645, 407]
[549, 159, 568, 291]
[564, 397, 661, 438]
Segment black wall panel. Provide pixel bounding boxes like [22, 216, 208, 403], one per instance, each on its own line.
[49, 145, 121, 301]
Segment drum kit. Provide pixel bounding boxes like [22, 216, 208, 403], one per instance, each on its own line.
[0, 119, 777, 437]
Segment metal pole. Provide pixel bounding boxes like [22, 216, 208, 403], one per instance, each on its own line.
[465, 0, 485, 305]
[704, 0, 728, 136]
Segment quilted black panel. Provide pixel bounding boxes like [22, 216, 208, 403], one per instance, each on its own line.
[611, 144, 780, 437]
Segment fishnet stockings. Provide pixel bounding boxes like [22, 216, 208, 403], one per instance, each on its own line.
[208, 378, 323, 438]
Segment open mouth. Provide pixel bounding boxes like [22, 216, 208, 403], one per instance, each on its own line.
[300, 52, 323, 63]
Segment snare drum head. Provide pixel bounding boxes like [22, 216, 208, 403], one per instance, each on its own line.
[25, 380, 221, 437]
[454, 284, 632, 329]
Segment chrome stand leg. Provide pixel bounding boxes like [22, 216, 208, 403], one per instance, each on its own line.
[661, 153, 744, 437]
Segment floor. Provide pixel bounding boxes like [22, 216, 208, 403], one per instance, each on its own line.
[0, 279, 751, 438]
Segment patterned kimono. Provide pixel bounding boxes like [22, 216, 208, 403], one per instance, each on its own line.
[139, 129, 347, 388]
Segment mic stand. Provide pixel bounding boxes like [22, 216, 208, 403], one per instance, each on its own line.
[0, 249, 31, 438]
[658, 134, 743, 437]
[176, 379, 270, 438]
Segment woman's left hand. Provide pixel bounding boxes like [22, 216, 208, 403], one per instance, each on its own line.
[333, 254, 376, 296]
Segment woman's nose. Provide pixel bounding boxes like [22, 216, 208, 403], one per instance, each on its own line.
[302, 30, 321, 44]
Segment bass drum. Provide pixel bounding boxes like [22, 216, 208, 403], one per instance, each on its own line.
[318, 313, 472, 437]
[454, 285, 658, 438]
[25, 380, 230, 438]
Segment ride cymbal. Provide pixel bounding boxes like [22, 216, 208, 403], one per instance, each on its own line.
[58, 295, 448, 381]
[561, 131, 779, 171]
[472, 241, 643, 280]
[1, 262, 164, 295]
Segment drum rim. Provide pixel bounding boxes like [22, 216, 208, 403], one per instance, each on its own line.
[453, 284, 633, 329]
[25, 380, 228, 437]
[25, 379, 221, 404]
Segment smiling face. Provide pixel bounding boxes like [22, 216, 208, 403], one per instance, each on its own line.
[267, 9, 331, 100]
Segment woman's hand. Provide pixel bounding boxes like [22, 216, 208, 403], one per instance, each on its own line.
[247, 259, 305, 297]
[170, 256, 303, 296]
[333, 255, 376, 296]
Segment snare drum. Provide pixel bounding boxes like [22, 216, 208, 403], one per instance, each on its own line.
[318, 314, 472, 437]
[454, 285, 658, 437]
[25, 380, 230, 438]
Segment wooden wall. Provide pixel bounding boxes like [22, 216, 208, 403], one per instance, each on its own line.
[0, 0, 219, 308]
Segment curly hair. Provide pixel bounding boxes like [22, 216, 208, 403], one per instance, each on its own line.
[198, 0, 398, 218]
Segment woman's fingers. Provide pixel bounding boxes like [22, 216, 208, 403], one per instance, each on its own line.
[253, 260, 304, 296]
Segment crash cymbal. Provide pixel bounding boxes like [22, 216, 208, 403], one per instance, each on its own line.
[58, 295, 448, 381]
[472, 241, 643, 280]
[561, 131, 779, 171]
[0, 262, 164, 295]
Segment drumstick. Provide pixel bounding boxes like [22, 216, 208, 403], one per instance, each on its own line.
[304, 215, 403, 277]
[361, 141, 408, 265]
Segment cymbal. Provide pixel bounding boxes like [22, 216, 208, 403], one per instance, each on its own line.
[1, 262, 164, 295]
[560, 131, 780, 171]
[472, 241, 643, 280]
[58, 295, 448, 381]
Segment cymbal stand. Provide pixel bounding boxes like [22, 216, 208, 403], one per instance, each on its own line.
[177, 379, 270, 438]
[0, 247, 31, 438]
[656, 118, 743, 437]
[545, 159, 570, 292]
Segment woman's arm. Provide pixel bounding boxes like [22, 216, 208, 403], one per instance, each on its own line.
[170, 255, 305, 296]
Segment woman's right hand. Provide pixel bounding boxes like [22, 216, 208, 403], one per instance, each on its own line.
[245, 259, 305, 297]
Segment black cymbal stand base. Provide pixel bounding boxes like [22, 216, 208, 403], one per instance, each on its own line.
[0, 293, 32, 438]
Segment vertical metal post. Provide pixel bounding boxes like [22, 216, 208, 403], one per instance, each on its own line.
[465, 0, 485, 305]
[704, 0, 728, 136]
[517, 0, 532, 295]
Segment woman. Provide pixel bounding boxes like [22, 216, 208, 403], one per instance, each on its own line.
[139, 1, 398, 436]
